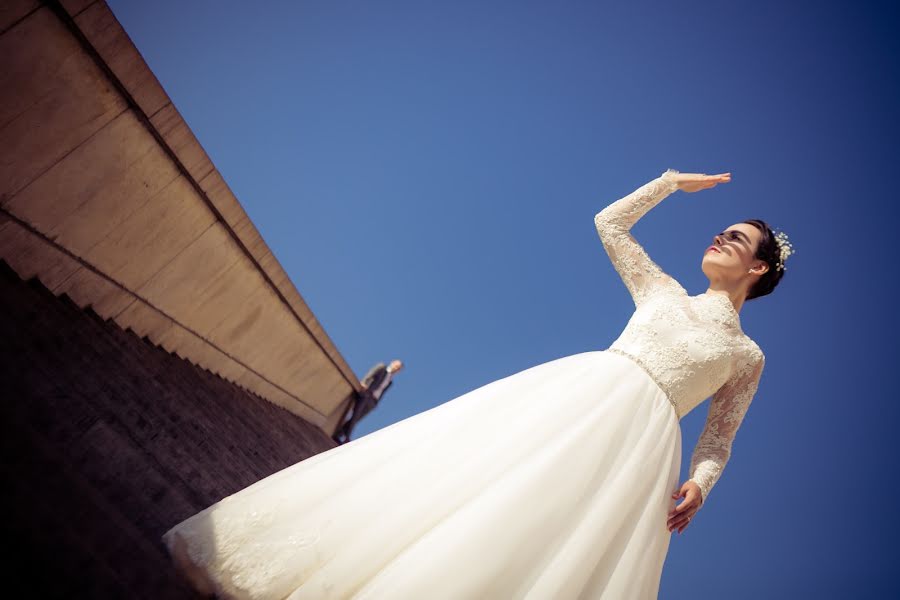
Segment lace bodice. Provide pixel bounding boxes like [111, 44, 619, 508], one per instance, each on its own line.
[595, 169, 766, 505]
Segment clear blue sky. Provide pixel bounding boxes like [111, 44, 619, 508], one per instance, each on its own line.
[107, 1, 898, 596]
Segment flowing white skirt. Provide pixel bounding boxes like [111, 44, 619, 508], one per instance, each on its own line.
[162, 349, 682, 600]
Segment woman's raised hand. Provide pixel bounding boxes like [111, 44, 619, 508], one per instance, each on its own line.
[669, 172, 731, 193]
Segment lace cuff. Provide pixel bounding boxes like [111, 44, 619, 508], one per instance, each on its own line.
[659, 168, 680, 193]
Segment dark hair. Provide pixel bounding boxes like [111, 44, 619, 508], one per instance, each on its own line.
[743, 219, 785, 300]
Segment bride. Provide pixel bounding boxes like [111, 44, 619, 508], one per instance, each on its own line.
[163, 168, 792, 599]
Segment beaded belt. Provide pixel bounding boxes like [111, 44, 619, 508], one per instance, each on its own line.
[605, 347, 680, 418]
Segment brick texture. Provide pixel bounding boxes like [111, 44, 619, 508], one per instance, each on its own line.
[0, 258, 338, 598]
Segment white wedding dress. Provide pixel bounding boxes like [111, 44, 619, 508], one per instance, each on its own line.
[162, 169, 766, 599]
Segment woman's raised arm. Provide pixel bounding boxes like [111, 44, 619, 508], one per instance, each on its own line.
[594, 169, 685, 307]
[594, 169, 731, 307]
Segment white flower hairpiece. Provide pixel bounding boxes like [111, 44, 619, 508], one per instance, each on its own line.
[773, 229, 795, 272]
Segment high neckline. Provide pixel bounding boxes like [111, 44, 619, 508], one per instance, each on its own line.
[698, 292, 741, 326]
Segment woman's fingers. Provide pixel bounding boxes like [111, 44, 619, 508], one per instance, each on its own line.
[668, 504, 694, 522]
[670, 498, 691, 515]
[695, 174, 729, 184]
[668, 513, 692, 532]
[682, 172, 730, 179]
[668, 508, 697, 533]
[674, 173, 731, 193]
[668, 493, 700, 533]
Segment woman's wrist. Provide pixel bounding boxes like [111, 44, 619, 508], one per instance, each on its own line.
[660, 168, 681, 193]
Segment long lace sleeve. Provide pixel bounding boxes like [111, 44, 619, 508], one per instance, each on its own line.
[688, 350, 766, 505]
[594, 168, 684, 307]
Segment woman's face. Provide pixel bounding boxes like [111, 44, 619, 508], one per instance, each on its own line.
[701, 222, 767, 279]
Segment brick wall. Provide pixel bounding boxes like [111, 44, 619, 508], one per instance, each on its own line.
[0, 259, 338, 598]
